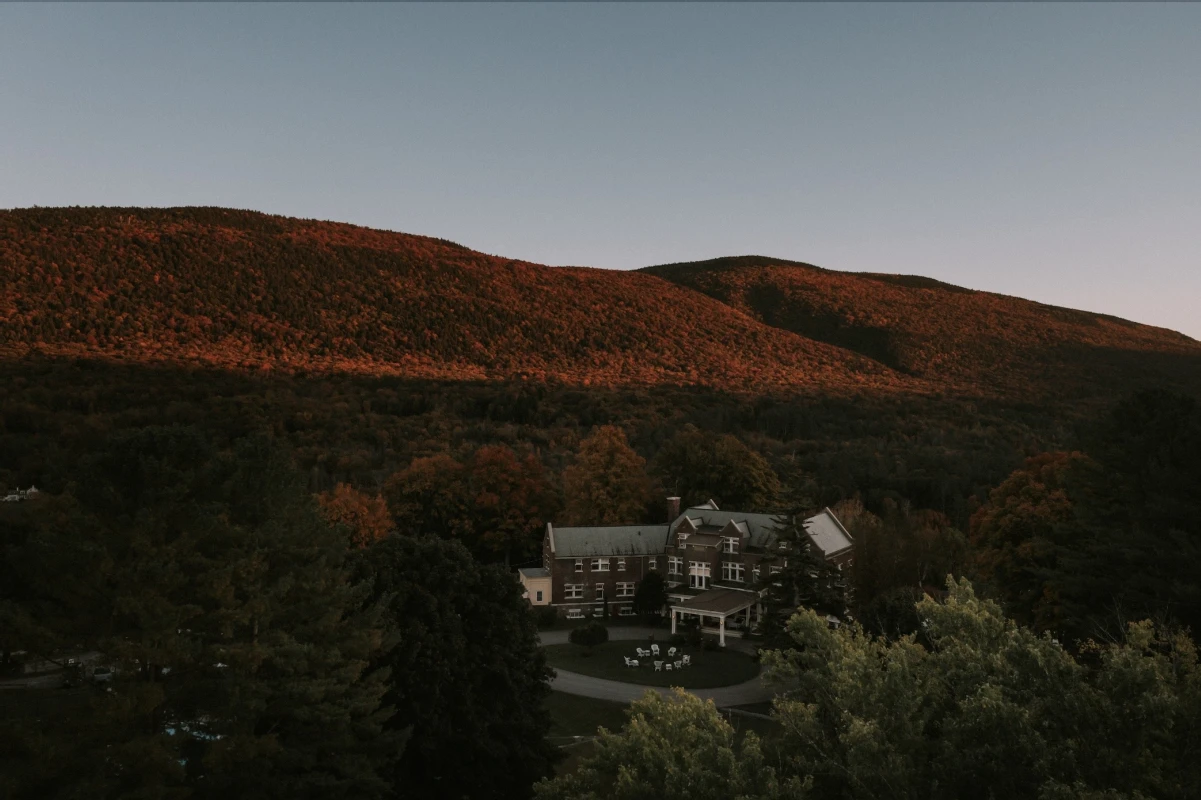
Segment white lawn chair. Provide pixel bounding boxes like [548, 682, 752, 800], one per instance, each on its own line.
[651, 644, 660, 656]
[674, 660, 682, 670]
[636, 648, 649, 658]
[665, 663, 673, 671]
[667, 647, 677, 657]
[625, 657, 640, 668]
[654, 660, 663, 672]
[681, 655, 691, 667]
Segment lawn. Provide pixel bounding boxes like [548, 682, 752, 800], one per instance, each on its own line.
[543, 641, 760, 689]
[544, 690, 630, 739]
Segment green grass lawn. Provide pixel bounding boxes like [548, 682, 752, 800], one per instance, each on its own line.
[545, 690, 630, 739]
[543, 641, 760, 689]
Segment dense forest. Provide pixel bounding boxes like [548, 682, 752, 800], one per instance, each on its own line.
[644, 255, 1201, 403]
[2, 207, 1200, 798]
[4, 208, 1199, 403]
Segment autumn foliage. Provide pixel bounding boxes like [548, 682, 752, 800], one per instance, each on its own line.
[317, 483, 392, 548]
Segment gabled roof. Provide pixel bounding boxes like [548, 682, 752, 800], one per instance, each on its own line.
[549, 524, 670, 558]
[669, 507, 786, 550]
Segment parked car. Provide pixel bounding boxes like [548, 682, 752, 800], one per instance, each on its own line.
[90, 666, 114, 685]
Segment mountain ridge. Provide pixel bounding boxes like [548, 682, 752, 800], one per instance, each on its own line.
[3, 207, 1198, 404]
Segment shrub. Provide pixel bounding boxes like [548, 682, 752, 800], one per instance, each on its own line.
[569, 620, 609, 648]
[534, 605, 559, 629]
[702, 637, 720, 652]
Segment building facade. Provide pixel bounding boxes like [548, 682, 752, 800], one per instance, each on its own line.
[521, 498, 854, 633]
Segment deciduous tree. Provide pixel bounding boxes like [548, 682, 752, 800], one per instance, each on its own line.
[563, 426, 652, 525]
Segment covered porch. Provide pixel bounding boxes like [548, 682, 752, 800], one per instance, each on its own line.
[669, 588, 760, 647]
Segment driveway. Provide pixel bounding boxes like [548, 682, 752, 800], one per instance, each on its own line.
[538, 627, 775, 707]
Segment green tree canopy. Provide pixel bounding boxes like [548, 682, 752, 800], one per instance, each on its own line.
[0, 426, 398, 800]
[534, 690, 807, 800]
[361, 533, 556, 800]
[763, 578, 1201, 800]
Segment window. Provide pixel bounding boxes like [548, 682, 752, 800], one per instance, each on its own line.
[617, 558, 626, 571]
[591, 558, 610, 572]
[778, 540, 791, 551]
[574, 559, 583, 573]
[678, 532, 690, 548]
[648, 557, 658, 570]
[722, 536, 739, 554]
[668, 556, 683, 576]
[722, 561, 745, 582]
[595, 583, 605, 600]
[565, 584, 584, 599]
[617, 582, 635, 598]
[769, 566, 782, 575]
[536, 590, 543, 602]
[689, 561, 711, 590]
[752, 565, 760, 583]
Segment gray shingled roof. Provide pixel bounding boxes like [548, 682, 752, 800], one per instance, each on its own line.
[518, 567, 550, 579]
[550, 524, 670, 558]
[802, 509, 854, 557]
[670, 508, 786, 550]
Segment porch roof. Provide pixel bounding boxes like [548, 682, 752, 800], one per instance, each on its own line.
[670, 588, 757, 618]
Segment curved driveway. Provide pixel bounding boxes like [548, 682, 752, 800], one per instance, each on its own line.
[539, 626, 776, 707]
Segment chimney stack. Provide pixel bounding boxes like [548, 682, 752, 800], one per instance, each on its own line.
[667, 496, 681, 522]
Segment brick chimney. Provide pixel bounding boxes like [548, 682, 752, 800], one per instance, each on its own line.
[667, 496, 681, 522]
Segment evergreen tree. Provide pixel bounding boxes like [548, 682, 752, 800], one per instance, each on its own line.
[633, 570, 668, 623]
[363, 534, 556, 800]
[0, 427, 398, 799]
[759, 512, 848, 651]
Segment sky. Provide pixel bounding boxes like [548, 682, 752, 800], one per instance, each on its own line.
[2, 4, 1199, 340]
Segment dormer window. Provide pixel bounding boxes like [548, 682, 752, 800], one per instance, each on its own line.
[721, 536, 739, 554]
[678, 532, 690, 548]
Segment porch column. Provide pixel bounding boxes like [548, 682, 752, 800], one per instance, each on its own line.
[745, 605, 752, 628]
[719, 616, 726, 647]
[671, 607, 677, 635]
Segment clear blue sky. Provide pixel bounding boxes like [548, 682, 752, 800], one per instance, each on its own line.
[3, 3, 1199, 339]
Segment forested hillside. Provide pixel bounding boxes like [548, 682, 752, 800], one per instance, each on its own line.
[0, 208, 911, 393]
[643, 255, 1201, 403]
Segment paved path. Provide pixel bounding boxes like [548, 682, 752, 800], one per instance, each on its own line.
[538, 627, 775, 707]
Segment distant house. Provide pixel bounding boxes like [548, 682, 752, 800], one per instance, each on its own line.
[519, 497, 854, 645]
[2, 485, 39, 503]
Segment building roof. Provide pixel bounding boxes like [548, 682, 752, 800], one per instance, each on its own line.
[549, 524, 670, 558]
[669, 506, 786, 550]
[518, 567, 550, 579]
[802, 508, 854, 557]
[671, 588, 757, 616]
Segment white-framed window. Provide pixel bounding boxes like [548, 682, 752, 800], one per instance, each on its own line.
[574, 559, 583, 573]
[769, 566, 782, 575]
[565, 584, 584, 599]
[722, 561, 745, 583]
[591, 558, 610, 572]
[617, 558, 626, 571]
[689, 561, 711, 590]
[648, 557, 658, 570]
[778, 540, 791, 551]
[668, 556, 683, 576]
[722, 536, 739, 554]
[536, 590, 543, 602]
[617, 582, 635, 598]
[752, 565, 761, 583]
[678, 532, 690, 548]
[595, 583, 605, 600]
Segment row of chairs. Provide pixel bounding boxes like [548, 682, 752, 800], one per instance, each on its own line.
[634, 645, 679, 658]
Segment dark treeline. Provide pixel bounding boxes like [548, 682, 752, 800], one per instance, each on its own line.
[1, 356, 1061, 531]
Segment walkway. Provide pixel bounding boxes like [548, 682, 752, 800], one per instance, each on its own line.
[538, 626, 776, 707]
